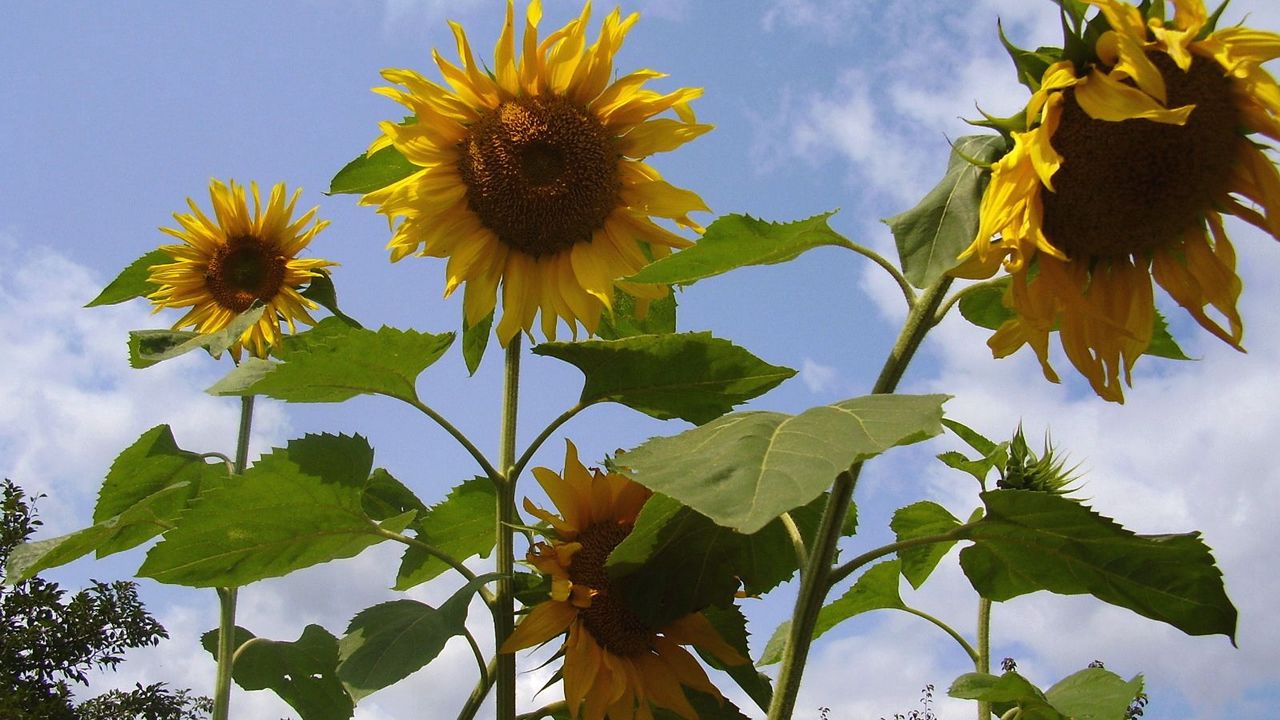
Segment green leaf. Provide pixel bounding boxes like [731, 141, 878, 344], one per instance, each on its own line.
[361, 468, 428, 522]
[329, 144, 419, 195]
[615, 394, 948, 534]
[86, 249, 169, 307]
[140, 434, 413, 587]
[941, 418, 1000, 456]
[7, 524, 115, 584]
[695, 605, 773, 713]
[395, 477, 497, 590]
[948, 671, 1065, 720]
[607, 493, 825, 626]
[959, 490, 1237, 641]
[892, 502, 963, 589]
[597, 288, 678, 339]
[886, 134, 1006, 289]
[207, 318, 455, 404]
[1045, 668, 1144, 720]
[1146, 310, 1190, 360]
[535, 332, 795, 425]
[462, 310, 493, 376]
[337, 574, 496, 701]
[202, 625, 353, 720]
[626, 212, 850, 285]
[301, 269, 362, 328]
[128, 306, 265, 368]
[514, 571, 552, 607]
[759, 560, 905, 666]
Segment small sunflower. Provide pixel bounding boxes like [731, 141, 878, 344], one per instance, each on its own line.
[501, 441, 745, 720]
[361, 0, 711, 345]
[957, 0, 1280, 402]
[148, 179, 336, 359]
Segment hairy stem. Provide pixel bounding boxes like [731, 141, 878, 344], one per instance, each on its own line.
[495, 337, 522, 720]
[212, 395, 254, 720]
[767, 278, 953, 720]
[977, 598, 993, 720]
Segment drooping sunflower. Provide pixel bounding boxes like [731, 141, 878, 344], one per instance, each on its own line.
[501, 441, 745, 720]
[956, 0, 1280, 402]
[148, 179, 336, 359]
[361, 0, 711, 345]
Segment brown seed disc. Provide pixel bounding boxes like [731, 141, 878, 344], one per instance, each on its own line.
[567, 521, 653, 657]
[1041, 52, 1239, 259]
[458, 96, 621, 258]
[204, 236, 287, 312]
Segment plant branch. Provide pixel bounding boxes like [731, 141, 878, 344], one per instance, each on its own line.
[842, 240, 917, 307]
[407, 397, 502, 484]
[516, 701, 568, 720]
[901, 607, 979, 665]
[825, 526, 970, 589]
[463, 628, 490, 688]
[512, 401, 589, 478]
[933, 277, 1006, 327]
[377, 528, 496, 608]
[457, 657, 499, 720]
[779, 511, 808, 571]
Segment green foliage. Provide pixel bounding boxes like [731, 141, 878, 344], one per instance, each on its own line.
[535, 332, 795, 425]
[140, 434, 414, 587]
[338, 575, 495, 701]
[885, 135, 1006, 288]
[2, 480, 207, 720]
[128, 307, 265, 368]
[6, 427, 225, 583]
[957, 279, 1190, 360]
[997, 19, 1061, 91]
[949, 671, 1065, 720]
[949, 667, 1144, 720]
[615, 394, 948, 534]
[300, 269, 362, 328]
[207, 318, 455, 404]
[202, 625, 353, 720]
[85, 249, 169, 307]
[958, 490, 1237, 640]
[462, 310, 493, 376]
[395, 477, 497, 590]
[760, 560, 906, 666]
[699, 604, 773, 712]
[891, 502, 963, 589]
[329, 144, 419, 195]
[597, 289, 678, 339]
[625, 212, 851, 285]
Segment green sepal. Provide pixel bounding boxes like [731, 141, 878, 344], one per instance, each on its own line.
[128, 306, 265, 369]
[85, 248, 169, 307]
[892, 502, 963, 589]
[207, 317, 455, 404]
[886, 135, 1007, 288]
[1199, 0, 1232, 39]
[597, 288, 678, 339]
[329, 144, 419, 196]
[201, 625, 353, 720]
[959, 489, 1237, 641]
[998, 19, 1059, 92]
[139, 433, 414, 587]
[615, 394, 948, 534]
[301, 269, 362, 328]
[337, 574, 498, 701]
[535, 332, 795, 426]
[394, 477, 497, 590]
[462, 310, 493, 376]
[625, 212, 851, 286]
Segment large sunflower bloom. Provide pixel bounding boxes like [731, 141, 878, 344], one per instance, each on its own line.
[501, 441, 745, 720]
[361, 0, 710, 345]
[957, 0, 1280, 402]
[148, 179, 336, 359]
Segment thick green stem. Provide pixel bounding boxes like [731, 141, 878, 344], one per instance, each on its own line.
[212, 395, 254, 720]
[977, 598, 993, 719]
[495, 337, 522, 720]
[767, 279, 953, 720]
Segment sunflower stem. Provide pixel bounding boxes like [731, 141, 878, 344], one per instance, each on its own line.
[767, 279, 952, 720]
[212, 395, 254, 720]
[496, 337, 522, 720]
[977, 598, 993, 720]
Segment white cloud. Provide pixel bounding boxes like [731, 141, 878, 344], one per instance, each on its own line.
[799, 358, 840, 394]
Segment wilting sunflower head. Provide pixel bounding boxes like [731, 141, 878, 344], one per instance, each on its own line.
[148, 179, 336, 359]
[502, 440, 745, 720]
[360, 0, 711, 346]
[956, 0, 1280, 402]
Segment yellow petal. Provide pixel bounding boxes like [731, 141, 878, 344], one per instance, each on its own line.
[1074, 68, 1194, 123]
[500, 600, 576, 652]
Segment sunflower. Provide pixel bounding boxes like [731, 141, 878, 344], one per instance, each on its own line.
[361, 0, 711, 345]
[501, 441, 745, 720]
[956, 0, 1280, 402]
[148, 179, 336, 359]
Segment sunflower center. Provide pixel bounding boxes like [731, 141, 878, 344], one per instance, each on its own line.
[204, 236, 287, 312]
[459, 96, 620, 258]
[1042, 52, 1239, 258]
[567, 521, 653, 657]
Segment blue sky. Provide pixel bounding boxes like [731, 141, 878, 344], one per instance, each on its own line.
[4, 1, 1280, 718]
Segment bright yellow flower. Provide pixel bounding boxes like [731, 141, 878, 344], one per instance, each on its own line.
[501, 441, 745, 720]
[148, 179, 336, 359]
[957, 0, 1280, 402]
[361, 0, 710, 346]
